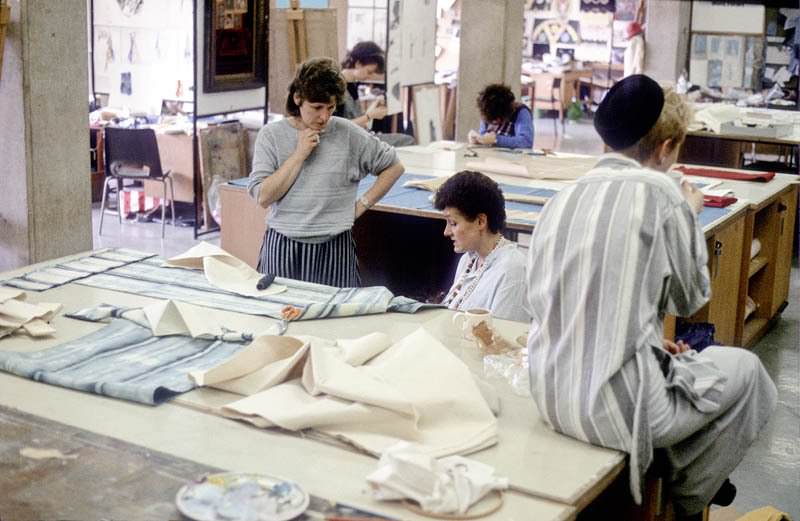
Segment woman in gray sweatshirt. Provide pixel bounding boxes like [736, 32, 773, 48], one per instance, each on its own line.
[247, 57, 404, 287]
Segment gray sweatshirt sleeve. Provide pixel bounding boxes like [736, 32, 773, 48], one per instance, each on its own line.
[247, 125, 281, 201]
[351, 125, 398, 180]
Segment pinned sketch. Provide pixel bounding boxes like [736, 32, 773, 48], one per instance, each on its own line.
[399, 0, 436, 86]
[120, 71, 133, 95]
[117, 0, 145, 17]
[385, 0, 403, 114]
[692, 34, 707, 59]
[412, 84, 441, 146]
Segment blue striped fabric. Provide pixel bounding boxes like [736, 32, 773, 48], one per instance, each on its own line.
[0, 305, 252, 405]
[0, 249, 156, 291]
[73, 257, 434, 320]
[1, 250, 436, 320]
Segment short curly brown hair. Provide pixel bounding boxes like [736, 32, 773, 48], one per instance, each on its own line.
[477, 84, 516, 123]
[434, 171, 506, 233]
[285, 57, 346, 116]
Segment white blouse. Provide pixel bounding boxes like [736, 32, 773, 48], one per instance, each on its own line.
[446, 242, 530, 323]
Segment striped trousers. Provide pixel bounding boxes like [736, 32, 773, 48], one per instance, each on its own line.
[257, 228, 360, 288]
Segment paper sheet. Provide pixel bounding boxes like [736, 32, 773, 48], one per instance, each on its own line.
[166, 242, 287, 297]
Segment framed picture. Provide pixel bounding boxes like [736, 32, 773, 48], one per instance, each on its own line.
[204, 0, 266, 92]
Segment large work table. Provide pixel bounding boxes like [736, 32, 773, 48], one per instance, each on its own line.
[221, 144, 798, 347]
[0, 252, 628, 521]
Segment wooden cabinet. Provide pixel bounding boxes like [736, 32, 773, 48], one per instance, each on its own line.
[771, 187, 798, 317]
[705, 216, 746, 346]
[737, 184, 798, 347]
[677, 184, 797, 348]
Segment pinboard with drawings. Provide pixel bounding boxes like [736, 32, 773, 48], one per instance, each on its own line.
[385, 0, 436, 115]
[412, 84, 442, 146]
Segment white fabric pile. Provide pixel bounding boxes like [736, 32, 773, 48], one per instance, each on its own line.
[190, 328, 498, 457]
[0, 288, 61, 339]
[367, 442, 508, 514]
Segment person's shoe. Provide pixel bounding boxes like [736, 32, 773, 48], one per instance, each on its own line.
[711, 478, 737, 506]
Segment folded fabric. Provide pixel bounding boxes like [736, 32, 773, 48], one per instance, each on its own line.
[675, 166, 776, 183]
[703, 194, 738, 207]
[166, 242, 287, 298]
[0, 288, 61, 339]
[750, 238, 762, 260]
[0, 303, 257, 405]
[367, 442, 508, 514]
[192, 328, 498, 458]
[465, 156, 591, 181]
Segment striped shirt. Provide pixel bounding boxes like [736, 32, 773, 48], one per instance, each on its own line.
[247, 117, 398, 241]
[526, 154, 721, 503]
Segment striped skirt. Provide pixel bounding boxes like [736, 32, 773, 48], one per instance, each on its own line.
[257, 228, 360, 288]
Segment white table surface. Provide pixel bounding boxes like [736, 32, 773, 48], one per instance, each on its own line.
[0, 252, 626, 520]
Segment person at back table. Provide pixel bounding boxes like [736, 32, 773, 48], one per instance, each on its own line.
[468, 84, 533, 149]
[434, 171, 530, 323]
[247, 57, 404, 288]
[337, 41, 415, 148]
[525, 74, 776, 520]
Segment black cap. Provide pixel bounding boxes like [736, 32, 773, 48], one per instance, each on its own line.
[594, 74, 665, 150]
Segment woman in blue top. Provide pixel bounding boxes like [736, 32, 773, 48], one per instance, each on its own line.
[469, 84, 534, 149]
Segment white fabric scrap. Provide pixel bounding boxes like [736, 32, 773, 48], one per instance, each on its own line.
[0, 289, 61, 339]
[165, 241, 287, 297]
[366, 442, 508, 514]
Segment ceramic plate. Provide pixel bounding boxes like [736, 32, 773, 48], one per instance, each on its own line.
[175, 472, 310, 521]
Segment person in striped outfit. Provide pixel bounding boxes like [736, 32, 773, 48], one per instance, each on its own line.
[248, 57, 404, 287]
[525, 75, 776, 519]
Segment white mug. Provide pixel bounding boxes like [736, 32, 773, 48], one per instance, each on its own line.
[452, 308, 493, 340]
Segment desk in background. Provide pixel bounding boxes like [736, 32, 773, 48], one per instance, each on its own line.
[220, 146, 797, 347]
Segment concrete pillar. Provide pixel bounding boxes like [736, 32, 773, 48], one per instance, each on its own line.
[0, 0, 92, 271]
[643, 0, 691, 84]
[455, 0, 524, 142]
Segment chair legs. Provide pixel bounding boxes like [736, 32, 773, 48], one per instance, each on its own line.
[169, 177, 176, 228]
[98, 177, 111, 236]
[161, 180, 167, 239]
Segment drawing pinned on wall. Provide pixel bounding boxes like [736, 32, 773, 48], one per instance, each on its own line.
[95, 27, 119, 72]
[116, 0, 144, 17]
[725, 38, 740, 58]
[120, 71, 133, 95]
[399, 0, 436, 86]
[126, 31, 141, 63]
[412, 84, 441, 146]
[692, 34, 707, 59]
[385, 0, 403, 115]
[707, 59, 722, 87]
[709, 36, 721, 58]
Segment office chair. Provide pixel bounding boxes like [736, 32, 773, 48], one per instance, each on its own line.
[100, 127, 176, 238]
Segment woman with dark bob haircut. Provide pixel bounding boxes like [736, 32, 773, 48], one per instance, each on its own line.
[247, 57, 404, 287]
[336, 41, 415, 147]
[434, 171, 530, 322]
[469, 84, 533, 149]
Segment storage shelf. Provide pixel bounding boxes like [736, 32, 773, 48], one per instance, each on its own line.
[748, 255, 769, 278]
[743, 318, 770, 347]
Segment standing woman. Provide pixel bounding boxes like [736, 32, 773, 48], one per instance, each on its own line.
[247, 57, 404, 287]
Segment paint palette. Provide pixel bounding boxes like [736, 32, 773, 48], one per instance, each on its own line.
[175, 472, 310, 521]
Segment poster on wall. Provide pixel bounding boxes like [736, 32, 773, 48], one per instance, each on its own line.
[385, 0, 403, 114]
[399, 0, 436, 86]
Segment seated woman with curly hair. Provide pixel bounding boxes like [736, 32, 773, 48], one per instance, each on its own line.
[434, 171, 530, 322]
[469, 84, 533, 149]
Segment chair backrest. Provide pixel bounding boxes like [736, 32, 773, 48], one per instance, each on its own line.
[104, 127, 165, 179]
